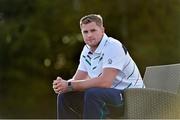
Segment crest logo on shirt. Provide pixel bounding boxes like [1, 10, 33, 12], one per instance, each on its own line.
[108, 59, 112, 64]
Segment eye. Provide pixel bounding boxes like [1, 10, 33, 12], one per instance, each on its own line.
[90, 29, 96, 32]
[83, 30, 88, 34]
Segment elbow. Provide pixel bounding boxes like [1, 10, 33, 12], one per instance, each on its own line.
[98, 76, 113, 88]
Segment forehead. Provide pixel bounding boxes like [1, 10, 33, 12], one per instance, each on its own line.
[81, 22, 100, 30]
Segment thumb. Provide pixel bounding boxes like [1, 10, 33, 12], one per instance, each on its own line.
[57, 76, 62, 80]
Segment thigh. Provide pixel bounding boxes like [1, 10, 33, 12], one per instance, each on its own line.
[85, 87, 123, 106]
[84, 88, 124, 118]
[90, 88, 124, 118]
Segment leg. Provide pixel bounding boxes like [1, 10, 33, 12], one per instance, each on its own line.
[83, 87, 123, 119]
[57, 91, 84, 119]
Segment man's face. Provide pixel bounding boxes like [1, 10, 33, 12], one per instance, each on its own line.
[81, 22, 104, 51]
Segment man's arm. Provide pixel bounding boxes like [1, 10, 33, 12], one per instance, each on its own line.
[53, 68, 119, 93]
[53, 69, 89, 93]
[72, 70, 89, 80]
[71, 68, 119, 91]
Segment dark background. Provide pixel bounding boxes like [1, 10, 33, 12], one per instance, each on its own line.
[0, 0, 180, 118]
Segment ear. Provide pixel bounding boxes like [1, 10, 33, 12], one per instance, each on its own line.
[101, 26, 105, 33]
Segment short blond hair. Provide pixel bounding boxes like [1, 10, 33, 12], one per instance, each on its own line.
[80, 14, 103, 27]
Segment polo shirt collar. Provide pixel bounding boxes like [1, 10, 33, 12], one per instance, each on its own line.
[87, 34, 108, 54]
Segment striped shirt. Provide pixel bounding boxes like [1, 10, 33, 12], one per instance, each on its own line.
[78, 34, 144, 90]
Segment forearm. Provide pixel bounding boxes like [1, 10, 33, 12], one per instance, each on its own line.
[71, 76, 112, 91]
[66, 68, 118, 92]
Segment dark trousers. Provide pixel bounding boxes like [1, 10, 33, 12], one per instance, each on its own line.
[57, 87, 124, 119]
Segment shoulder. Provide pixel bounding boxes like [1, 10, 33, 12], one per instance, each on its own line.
[107, 37, 123, 49]
[104, 37, 126, 55]
[81, 45, 89, 55]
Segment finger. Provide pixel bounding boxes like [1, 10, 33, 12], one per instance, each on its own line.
[53, 85, 57, 89]
[58, 90, 63, 94]
[53, 83, 60, 90]
[55, 90, 60, 94]
[53, 82, 61, 89]
[57, 76, 62, 80]
[54, 88, 61, 93]
[53, 80, 61, 85]
[54, 85, 62, 92]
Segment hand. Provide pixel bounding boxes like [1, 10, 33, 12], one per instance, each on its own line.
[53, 76, 68, 94]
[52, 76, 61, 94]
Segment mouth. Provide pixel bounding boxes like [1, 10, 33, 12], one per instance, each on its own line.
[86, 40, 95, 44]
[86, 38, 95, 42]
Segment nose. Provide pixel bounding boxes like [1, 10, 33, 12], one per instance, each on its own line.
[87, 32, 92, 38]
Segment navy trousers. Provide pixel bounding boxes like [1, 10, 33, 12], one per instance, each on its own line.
[57, 87, 124, 119]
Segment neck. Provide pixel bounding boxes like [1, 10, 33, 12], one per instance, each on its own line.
[91, 40, 102, 52]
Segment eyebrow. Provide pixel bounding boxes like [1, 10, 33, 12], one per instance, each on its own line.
[82, 28, 97, 33]
[90, 29, 96, 32]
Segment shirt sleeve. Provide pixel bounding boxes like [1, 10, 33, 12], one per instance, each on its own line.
[102, 40, 128, 71]
[77, 46, 87, 72]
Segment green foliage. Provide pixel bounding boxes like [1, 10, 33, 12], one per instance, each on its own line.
[0, 0, 180, 118]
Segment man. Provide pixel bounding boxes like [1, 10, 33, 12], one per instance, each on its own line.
[53, 14, 144, 119]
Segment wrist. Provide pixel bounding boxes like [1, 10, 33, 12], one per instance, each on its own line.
[67, 81, 74, 92]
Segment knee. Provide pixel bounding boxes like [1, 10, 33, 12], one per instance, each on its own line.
[57, 93, 64, 102]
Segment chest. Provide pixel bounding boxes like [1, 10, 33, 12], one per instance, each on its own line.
[83, 53, 104, 77]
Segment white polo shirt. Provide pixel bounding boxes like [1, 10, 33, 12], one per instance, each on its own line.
[78, 34, 144, 90]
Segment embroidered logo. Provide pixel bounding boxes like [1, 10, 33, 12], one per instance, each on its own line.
[108, 59, 112, 64]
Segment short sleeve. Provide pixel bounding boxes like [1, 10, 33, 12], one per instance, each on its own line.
[77, 46, 87, 72]
[102, 40, 128, 71]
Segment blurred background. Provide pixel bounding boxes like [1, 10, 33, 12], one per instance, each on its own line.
[0, 0, 180, 118]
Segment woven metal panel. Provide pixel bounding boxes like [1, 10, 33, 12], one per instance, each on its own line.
[143, 63, 180, 93]
[124, 88, 180, 119]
